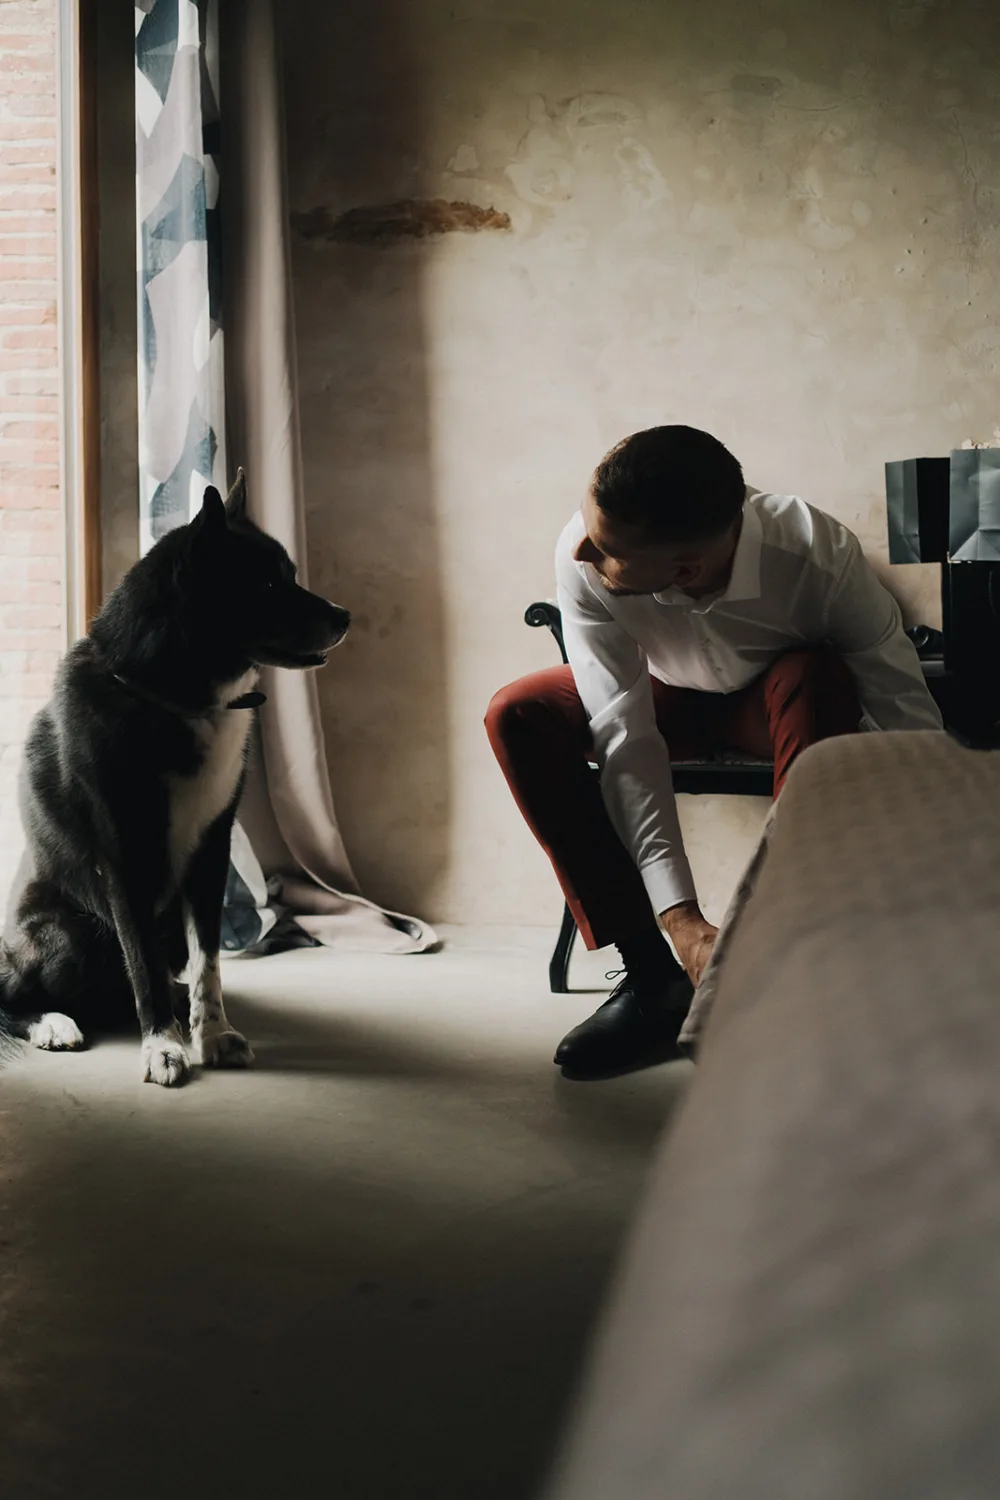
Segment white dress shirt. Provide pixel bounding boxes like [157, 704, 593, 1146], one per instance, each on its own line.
[555, 488, 944, 914]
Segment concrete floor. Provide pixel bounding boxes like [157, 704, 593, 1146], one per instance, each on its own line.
[0, 926, 692, 1500]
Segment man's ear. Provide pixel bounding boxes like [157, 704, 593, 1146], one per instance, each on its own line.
[225, 467, 248, 521]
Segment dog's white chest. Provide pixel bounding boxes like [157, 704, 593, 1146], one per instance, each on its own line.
[166, 688, 254, 883]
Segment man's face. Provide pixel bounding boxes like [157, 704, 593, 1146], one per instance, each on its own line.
[573, 492, 739, 599]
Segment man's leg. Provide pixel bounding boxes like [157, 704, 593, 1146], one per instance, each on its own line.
[652, 649, 863, 990]
[486, 667, 697, 1075]
[720, 647, 863, 793]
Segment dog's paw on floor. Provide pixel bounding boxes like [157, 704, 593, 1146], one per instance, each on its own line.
[193, 1029, 255, 1069]
[28, 1013, 85, 1051]
[141, 1028, 191, 1086]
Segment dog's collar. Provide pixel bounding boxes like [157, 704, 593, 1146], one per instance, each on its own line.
[110, 673, 267, 717]
[225, 690, 267, 710]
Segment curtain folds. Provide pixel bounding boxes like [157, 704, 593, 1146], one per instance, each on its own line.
[135, 0, 437, 955]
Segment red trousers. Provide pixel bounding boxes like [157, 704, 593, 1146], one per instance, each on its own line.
[485, 650, 861, 951]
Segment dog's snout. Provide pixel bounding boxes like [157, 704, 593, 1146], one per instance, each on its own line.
[327, 602, 351, 642]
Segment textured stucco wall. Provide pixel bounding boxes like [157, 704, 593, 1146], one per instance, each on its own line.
[291, 1, 997, 930]
[282, 0, 1000, 930]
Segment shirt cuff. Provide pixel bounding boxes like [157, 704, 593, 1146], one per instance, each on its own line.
[640, 855, 698, 915]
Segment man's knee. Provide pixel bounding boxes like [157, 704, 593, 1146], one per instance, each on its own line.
[485, 680, 522, 747]
[485, 672, 576, 753]
[486, 677, 547, 746]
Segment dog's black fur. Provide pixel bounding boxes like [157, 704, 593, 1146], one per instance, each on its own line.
[0, 471, 349, 1085]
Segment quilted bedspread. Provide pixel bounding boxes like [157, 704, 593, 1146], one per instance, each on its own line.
[544, 730, 1000, 1500]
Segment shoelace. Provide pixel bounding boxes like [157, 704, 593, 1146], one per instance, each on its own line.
[605, 964, 690, 999]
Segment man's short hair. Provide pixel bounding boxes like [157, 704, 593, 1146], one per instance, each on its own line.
[591, 425, 745, 545]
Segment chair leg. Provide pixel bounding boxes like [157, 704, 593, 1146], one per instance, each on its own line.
[549, 903, 577, 993]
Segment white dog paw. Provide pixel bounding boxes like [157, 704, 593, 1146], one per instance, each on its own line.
[27, 1012, 85, 1051]
[141, 1030, 191, 1087]
[193, 1028, 254, 1069]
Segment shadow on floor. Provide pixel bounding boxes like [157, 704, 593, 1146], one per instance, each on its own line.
[0, 960, 691, 1500]
[230, 984, 693, 1161]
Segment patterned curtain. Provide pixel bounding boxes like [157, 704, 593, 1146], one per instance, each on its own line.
[135, 0, 225, 551]
[133, 0, 438, 956]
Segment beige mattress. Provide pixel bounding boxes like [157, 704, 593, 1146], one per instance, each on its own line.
[544, 731, 1000, 1500]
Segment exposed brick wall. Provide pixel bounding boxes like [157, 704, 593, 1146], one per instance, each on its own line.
[0, 0, 61, 909]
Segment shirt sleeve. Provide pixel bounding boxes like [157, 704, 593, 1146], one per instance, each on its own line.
[823, 537, 944, 732]
[555, 526, 698, 915]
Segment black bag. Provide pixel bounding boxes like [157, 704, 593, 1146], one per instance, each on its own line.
[884, 456, 950, 563]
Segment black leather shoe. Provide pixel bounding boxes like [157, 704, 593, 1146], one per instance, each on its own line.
[555, 973, 693, 1079]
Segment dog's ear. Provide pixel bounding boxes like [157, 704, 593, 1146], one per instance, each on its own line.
[190, 484, 227, 541]
[225, 467, 248, 521]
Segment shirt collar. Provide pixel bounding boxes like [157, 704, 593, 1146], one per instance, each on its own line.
[721, 497, 762, 603]
[652, 495, 762, 612]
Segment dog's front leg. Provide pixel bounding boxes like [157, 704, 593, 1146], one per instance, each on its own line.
[107, 882, 190, 1086]
[183, 809, 254, 1070]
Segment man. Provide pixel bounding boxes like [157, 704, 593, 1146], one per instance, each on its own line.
[486, 425, 943, 1077]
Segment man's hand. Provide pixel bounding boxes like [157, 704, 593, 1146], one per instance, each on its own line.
[660, 901, 718, 988]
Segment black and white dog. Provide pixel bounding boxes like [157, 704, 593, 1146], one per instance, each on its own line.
[0, 470, 349, 1086]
